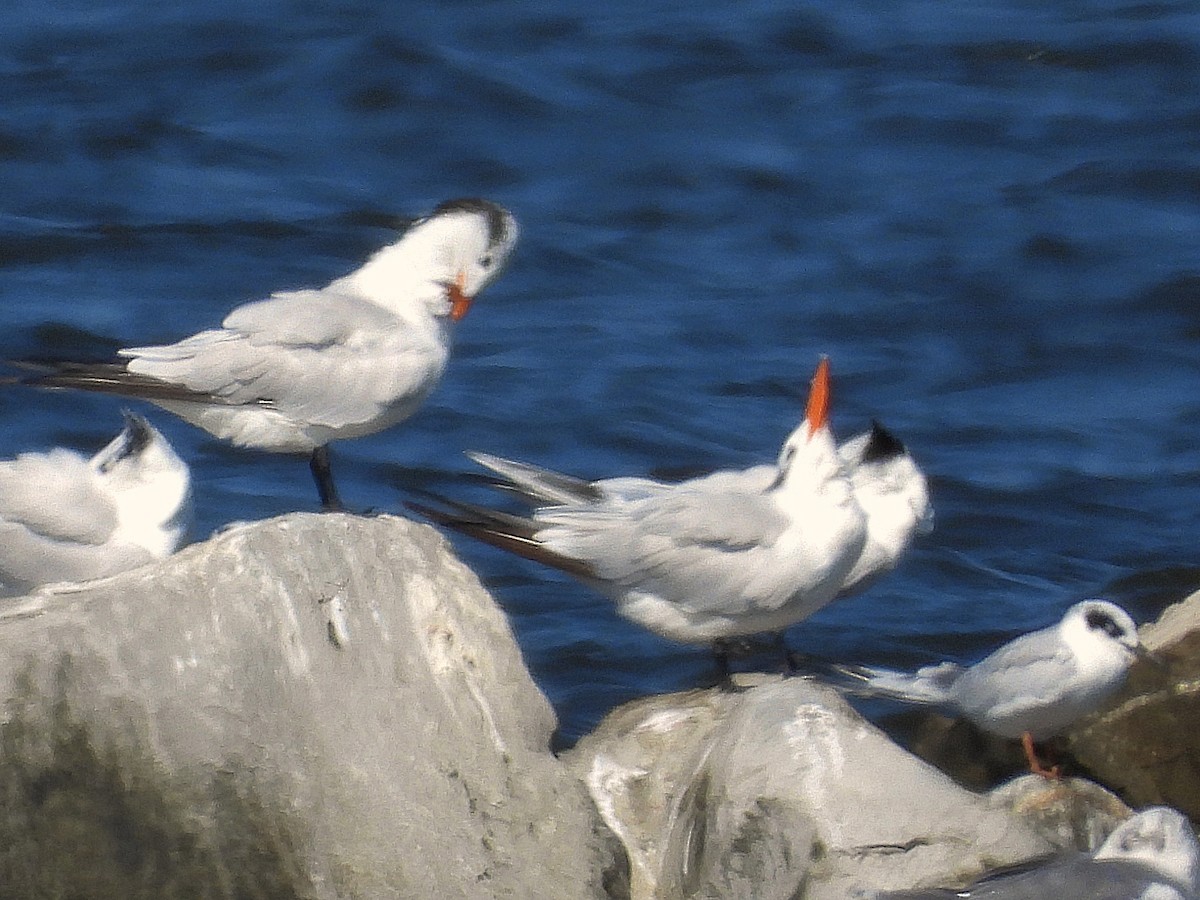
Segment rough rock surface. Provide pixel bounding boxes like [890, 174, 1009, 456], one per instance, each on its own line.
[0, 509, 1187, 899]
[1064, 589, 1200, 822]
[561, 674, 1128, 899]
[0, 512, 607, 899]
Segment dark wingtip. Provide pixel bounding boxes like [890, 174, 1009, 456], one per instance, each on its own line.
[11, 359, 247, 406]
[405, 500, 464, 528]
[861, 420, 907, 463]
[406, 496, 596, 581]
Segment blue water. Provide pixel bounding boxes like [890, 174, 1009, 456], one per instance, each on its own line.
[3, 0, 1199, 743]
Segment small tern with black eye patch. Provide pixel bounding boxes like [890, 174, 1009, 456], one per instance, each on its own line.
[0, 413, 192, 595]
[412, 358, 874, 652]
[832, 599, 1153, 775]
[13, 198, 519, 509]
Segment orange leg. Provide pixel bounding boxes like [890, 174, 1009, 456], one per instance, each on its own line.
[1021, 731, 1061, 779]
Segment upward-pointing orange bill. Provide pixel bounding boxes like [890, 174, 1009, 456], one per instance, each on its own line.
[806, 356, 830, 439]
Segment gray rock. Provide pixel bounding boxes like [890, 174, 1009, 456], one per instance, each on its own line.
[986, 775, 1133, 853]
[0, 512, 607, 899]
[564, 674, 1071, 899]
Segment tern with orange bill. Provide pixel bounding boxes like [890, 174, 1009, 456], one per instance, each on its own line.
[13, 198, 519, 509]
[413, 358, 872, 662]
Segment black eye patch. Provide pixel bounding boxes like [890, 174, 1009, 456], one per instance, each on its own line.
[1085, 608, 1125, 639]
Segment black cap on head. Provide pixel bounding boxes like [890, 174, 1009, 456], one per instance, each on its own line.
[861, 420, 907, 463]
[97, 412, 153, 473]
[431, 198, 512, 248]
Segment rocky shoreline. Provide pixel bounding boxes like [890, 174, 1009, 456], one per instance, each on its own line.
[0, 513, 1192, 898]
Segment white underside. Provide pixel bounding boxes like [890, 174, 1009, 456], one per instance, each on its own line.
[151, 390, 430, 453]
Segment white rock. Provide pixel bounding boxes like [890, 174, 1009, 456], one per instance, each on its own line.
[0, 512, 606, 898]
[565, 674, 1056, 899]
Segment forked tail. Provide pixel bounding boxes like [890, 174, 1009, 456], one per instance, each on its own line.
[830, 660, 963, 706]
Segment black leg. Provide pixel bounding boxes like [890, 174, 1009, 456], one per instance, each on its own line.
[778, 634, 813, 675]
[784, 648, 814, 676]
[310, 446, 344, 511]
[711, 638, 740, 691]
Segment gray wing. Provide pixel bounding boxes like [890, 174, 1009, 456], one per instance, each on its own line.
[538, 487, 797, 615]
[217, 289, 398, 347]
[466, 453, 776, 509]
[0, 450, 116, 544]
[592, 465, 775, 507]
[471, 459, 776, 508]
[950, 627, 1079, 725]
[634, 489, 791, 549]
[121, 288, 444, 429]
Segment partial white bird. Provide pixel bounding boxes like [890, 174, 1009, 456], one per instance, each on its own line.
[870, 806, 1200, 900]
[16, 198, 519, 509]
[0, 413, 192, 595]
[834, 420, 932, 596]
[413, 358, 869, 651]
[456, 416, 929, 599]
[834, 599, 1152, 775]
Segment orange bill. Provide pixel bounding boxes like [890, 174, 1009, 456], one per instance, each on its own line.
[448, 271, 472, 321]
[805, 356, 830, 439]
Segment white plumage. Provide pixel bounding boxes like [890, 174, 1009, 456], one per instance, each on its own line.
[835, 599, 1152, 774]
[416, 358, 893, 645]
[21, 198, 519, 508]
[0, 413, 192, 595]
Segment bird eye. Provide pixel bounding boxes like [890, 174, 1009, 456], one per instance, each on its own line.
[1085, 608, 1124, 639]
[480, 254, 493, 268]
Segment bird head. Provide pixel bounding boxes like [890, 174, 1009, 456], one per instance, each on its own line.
[342, 198, 519, 321]
[1059, 600, 1148, 671]
[93, 412, 193, 556]
[1093, 807, 1200, 893]
[842, 421, 933, 537]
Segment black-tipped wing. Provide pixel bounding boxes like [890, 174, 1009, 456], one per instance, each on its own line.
[11, 360, 250, 406]
[408, 495, 597, 581]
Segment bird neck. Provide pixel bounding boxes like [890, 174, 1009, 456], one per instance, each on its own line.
[772, 427, 845, 499]
[339, 236, 454, 315]
[112, 481, 192, 557]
